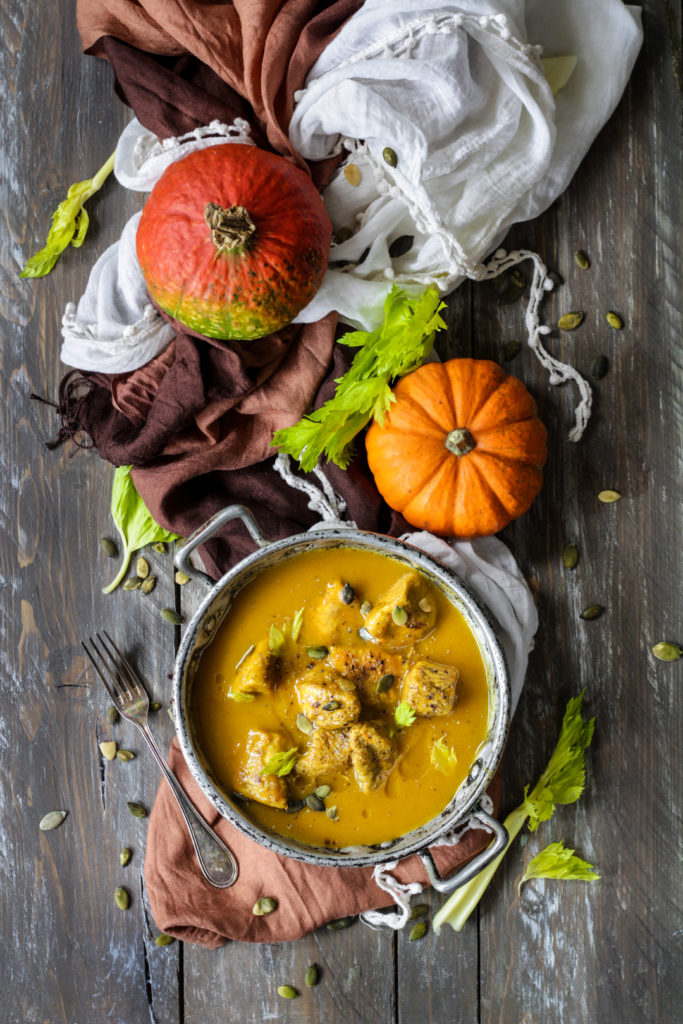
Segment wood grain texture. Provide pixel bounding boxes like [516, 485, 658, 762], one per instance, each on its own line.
[0, 1, 680, 1023]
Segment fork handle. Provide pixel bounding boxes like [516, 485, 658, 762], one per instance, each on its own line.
[139, 723, 239, 888]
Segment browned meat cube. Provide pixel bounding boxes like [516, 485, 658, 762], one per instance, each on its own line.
[296, 726, 352, 778]
[234, 730, 291, 809]
[364, 572, 437, 648]
[233, 639, 279, 695]
[348, 722, 397, 792]
[306, 577, 359, 645]
[401, 660, 458, 717]
[327, 646, 403, 707]
[297, 673, 361, 729]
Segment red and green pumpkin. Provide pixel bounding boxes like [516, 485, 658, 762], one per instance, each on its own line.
[136, 144, 332, 341]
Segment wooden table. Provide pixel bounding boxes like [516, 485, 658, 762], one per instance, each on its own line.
[1, 3, 680, 1021]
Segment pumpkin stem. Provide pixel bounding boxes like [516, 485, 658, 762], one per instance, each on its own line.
[445, 428, 476, 456]
[204, 202, 256, 252]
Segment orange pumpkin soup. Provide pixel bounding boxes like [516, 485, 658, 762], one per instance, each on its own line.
[190, 547, 489, 848]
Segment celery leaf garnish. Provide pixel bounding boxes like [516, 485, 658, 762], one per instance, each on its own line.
[518, 841, 600, 894]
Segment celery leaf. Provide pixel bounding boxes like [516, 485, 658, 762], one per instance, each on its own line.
[262, 748, 299, 777]
[395, 701, 416, 728]
[430, 736, 458, 773]
[518, 841, 600, 893]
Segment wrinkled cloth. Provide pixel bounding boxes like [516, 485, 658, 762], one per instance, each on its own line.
[145, 531, 536, 945]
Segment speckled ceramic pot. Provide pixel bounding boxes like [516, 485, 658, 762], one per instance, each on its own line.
[172, 505, 510, 893]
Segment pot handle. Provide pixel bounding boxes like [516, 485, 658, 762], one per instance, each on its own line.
[174, 504, 270, 587]
[418, 809, 508, 894]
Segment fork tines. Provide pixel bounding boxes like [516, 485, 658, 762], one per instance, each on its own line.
[81, 631, 142, 707]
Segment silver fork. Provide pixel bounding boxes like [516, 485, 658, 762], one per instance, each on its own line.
[82, 631, 238, 888]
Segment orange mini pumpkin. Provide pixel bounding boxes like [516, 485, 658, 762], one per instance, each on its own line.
[365, 358, 548, 538]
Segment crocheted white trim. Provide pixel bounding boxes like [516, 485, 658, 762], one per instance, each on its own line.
[272, 453, 351, 524]
[61, 300, 163, 352]
[131, 117, 252, 170]
[361, 862, 424, 930]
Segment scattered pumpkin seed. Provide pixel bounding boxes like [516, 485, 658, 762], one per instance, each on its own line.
[114, 886, 130, 911]
[562, 544, 579, 570]
[306, 645, 329, 659]
[335, 226, 353, 244]
[149, 700, 161, 713]
[340, 582, 355, 605]
[573, 249, 590, 269]
[497, 283, 525, 306]
[155, 933, 175, 946]
[408, 903, 429, 921]
[409, 921, 428, 941]
[305, 964, 320, 988]
[580, 604, 604, 621]
[116, 749, 136, 763]
[547, 269, 564, 288]
[503, 338, 521, 361]
[358, 626, 373, 642]
[140, 575, 156, 595]
[127, 801, 147, 819]
[417, 598, 433, 614]
[174, 570, 191, 585]
[652, 642, 682, 662]
[136, 557, 150, 580]
[152, 542, 167, 554]
[99, 741, 117, 761]
[39, 810, 67, 832]
[392, 606, 408, 626]
[322, 700, 341, 711]
[277, 986, 298, 1000]
[326, 805, 338, 820]
[360, 600, 371, 617]
[558, 311, 584, 331]
[606, 311, 623, 329]
[388, 235, 413, 258]
[344, 163, 361, 186]
[286, 799, 304, 813]
[509, 268, 526, 289]
[123, 578, 141, 591]
[100, 537, 118, 558]
[297, 713, 313, 735]
[382, 146, 398, 167]
[119, 847, 132, 867]
[590, 354, 609, 380]
[252, 896, 278, 916]
[161, 608, 184, 625]
[305, 794, 326, 812]
[326, 915, 355, 930]
[376, 673, 395, 694]
[598, 489, 622, 503]
[167, 706, 175, 723]
[105, 705, 119, 725]
[315, 784, 332, 799]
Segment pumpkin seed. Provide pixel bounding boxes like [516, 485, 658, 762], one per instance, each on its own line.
[149, 700, 161, 713]
[340, 582, 355, 605]
[140, 575, 156, 595]
[606, 311, 623, 330]
[562, 544, 579, 570]
[580, 604, 604, 621]
[326, 915, 355, 930]
[99, 741, 117, 761]
[326, 805, 338, 820]
[127, 801, 147, 819]
[152, 542, 167, 554]
[252, 896, 278, 916]
[305, 794, 326, 812]
[100, 537, 118, 558]
[388, 235, 413, 258]
[509, 268, 526, 289]
[358, 626, 373, 642]
[305, 963, 320, 988]
[119, 847, 132, 867]
[105, 705, 119, 725]
[161, 608, 184, 625]
[136, 557, 150, 580]
[155, 933, 175, 946]
[376, 673, 395, 694]
[392, 606, 408, 626]
[344, 163, 361, 186]
[383, 146, 398, 167]
[114, 887, 130, 911]
[123, 578, 141, 591]
[277, 986, 298, 1000]
[116, 749, 135, 763]
[573, 249, 590, 269]
[503, 338, 521, 361]
[297, 713, 313, 735]
[598, 489, 622, 503]
[558, 311, 584, 331]
[547, 269, 564, 288]
[652, 642, 682, 662]
[306, 645, 329, 659]
[174, 570, 191, 585]
[286, 799, 304, 813]
[590, 354, 609, 380]
[322, 700, 341, 711]
[497, 282, 525, 306]
[315, 784, 332, 799]
[408, 903, 429, 921]
[39, 810, 67, 831]
[409, 921, 428, 941]
[360, 600, 371, 617]
[418, 598, 433, 614]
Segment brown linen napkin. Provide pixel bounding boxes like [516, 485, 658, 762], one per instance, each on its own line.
[146, 739, 503, 945]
